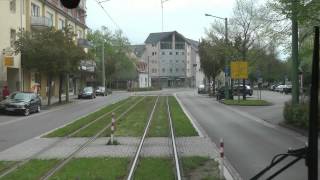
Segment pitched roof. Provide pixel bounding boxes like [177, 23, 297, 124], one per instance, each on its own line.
[144, 31, 198, 50]
[130, 45, 145, 58]
[136, 61, 148, 73]
[145, 31, 176, 44]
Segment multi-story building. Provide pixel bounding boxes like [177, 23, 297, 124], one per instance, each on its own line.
[132, 31, 204, 88]
[0, 0, 89, 99]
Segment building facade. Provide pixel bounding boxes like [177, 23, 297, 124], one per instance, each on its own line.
[0, 0, 89, 99]
[133, 31, 204, 88]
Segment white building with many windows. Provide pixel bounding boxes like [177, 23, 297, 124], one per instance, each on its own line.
[132, 31, 204, 88]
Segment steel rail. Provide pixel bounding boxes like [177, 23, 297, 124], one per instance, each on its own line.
[167, 96, 182, 180]
[0, 96, 137, 179]
[39, 96, 146, 180]
[127, 96, 159, 180]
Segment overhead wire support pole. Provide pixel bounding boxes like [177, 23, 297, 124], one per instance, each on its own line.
[308, 26, 319, 180]
[161, 0, 169, 32]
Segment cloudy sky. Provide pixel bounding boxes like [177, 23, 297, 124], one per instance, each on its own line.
[86, 0, 235, 44]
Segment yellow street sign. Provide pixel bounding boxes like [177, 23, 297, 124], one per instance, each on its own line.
[4, 56, 14, 66]
[231, 61, 248, 79]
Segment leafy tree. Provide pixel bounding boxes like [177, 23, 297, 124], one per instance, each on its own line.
[199, 39, 226, 96]
[15, 28, 86, 105]
[87, 27, 137, 89]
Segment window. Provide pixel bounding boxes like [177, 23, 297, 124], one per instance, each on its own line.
[58, 19, 65, 30]
[162, 68, 165, 73]
[170, 68, 173, 73]
[10, 29, 16, 47]
[181, 52, 185, 55]
[154, 52, 157, 55]
[175, 42, 185, 49]
[161, 52, 165, 55]
[10, 0, 16, 13]
[176, 60, 179, 63]
[160, 42, 172, 49]
[77, 30, 82, 39]
[46, 12, 53, 26]
[169, 52, 172, 55]
[176, 68, 179, 72]
[31, 3, 40, 17]
[176, 52, 179, 55]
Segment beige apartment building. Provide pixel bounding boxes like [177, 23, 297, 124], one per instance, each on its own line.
[0, 0, 89, 99]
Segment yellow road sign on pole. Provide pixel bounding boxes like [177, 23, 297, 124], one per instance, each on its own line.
[231, 61, 248, 79]
[4, 56, 14, 66]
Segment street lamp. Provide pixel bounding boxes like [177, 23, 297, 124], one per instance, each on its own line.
[161, 0, 169, 32]
[205, 13, 229, 99]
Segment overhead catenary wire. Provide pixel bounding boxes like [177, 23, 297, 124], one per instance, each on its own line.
[94, 0, 127, 36]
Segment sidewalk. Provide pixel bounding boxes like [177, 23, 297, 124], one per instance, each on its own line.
[41, 93, 77, 107]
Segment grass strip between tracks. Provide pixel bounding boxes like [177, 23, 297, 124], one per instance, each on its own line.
[148, 96, 170, 137]
[112, 96, 157, 137]
[73, 96, 143, 137]
[45, 96, 135, 137]
[2, 159, 59, 180]
[133, 157, 175, 180]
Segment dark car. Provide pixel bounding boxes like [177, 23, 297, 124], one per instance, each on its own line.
[78, 87, 96, 99]
[198, 84, 206, 94]
[0, 92, 41, 116]
[95, 86, 106, 96]
[216, 86, 233, 100]
[233, 84, 253, 96]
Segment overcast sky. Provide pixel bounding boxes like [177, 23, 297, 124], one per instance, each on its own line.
[86, 0, 235, 44]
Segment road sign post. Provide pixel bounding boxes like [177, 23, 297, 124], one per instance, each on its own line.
[231, 61, 248, 102]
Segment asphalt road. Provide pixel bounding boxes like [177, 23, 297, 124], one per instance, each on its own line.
[231, 90, 291, 125]
[0, 92, 130, 152]
[177, 90, 319, 180]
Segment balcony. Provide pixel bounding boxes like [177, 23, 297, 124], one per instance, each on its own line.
[31, 16, 53, 29]
[77, 38, 92, 48]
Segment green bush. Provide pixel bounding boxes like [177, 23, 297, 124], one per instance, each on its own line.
[283, 101, 319, 129]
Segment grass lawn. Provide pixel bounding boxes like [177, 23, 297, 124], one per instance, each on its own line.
[0, 161, 14, 173]
[169, 96, 198, 136]
[148, 96, 170, 137]
[182, 157, 221, 180]
[223, 99, 271, 106]
[113, 96, 156, 137]
[45, 96, 135, 137]
[51, 158, 129, 180]
[134, 158, 175, 180]
[3, 159, 58, 180]
[73, 96, 143, 137]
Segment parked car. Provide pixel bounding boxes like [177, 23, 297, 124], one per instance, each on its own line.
[0, 92, 41, 116]
[95, 86, 106, 96]
[269, 84, 278, 91]
[198, 84, 206, 94]
[283, 85, 292, 94]
[275, 85, 286, 93]
[216, 86, 233, 100]
[233, 84, 253, 96]
[78, 87, 96, 99]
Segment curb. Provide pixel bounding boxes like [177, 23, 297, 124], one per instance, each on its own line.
[175, 93, 243, 180]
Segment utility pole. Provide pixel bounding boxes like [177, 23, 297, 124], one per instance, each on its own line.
[102, 42, 106, 95]
[205, 14, 229, 99]
[291, 0, 299, 105]
[148, 56, 150, 87]
[161, 0, 169, 32]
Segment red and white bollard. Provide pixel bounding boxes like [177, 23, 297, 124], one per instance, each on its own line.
[110, 112, 116, 144]
[219, 138, 224, 179]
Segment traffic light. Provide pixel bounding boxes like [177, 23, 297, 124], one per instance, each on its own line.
[60, 0, 80, 9]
